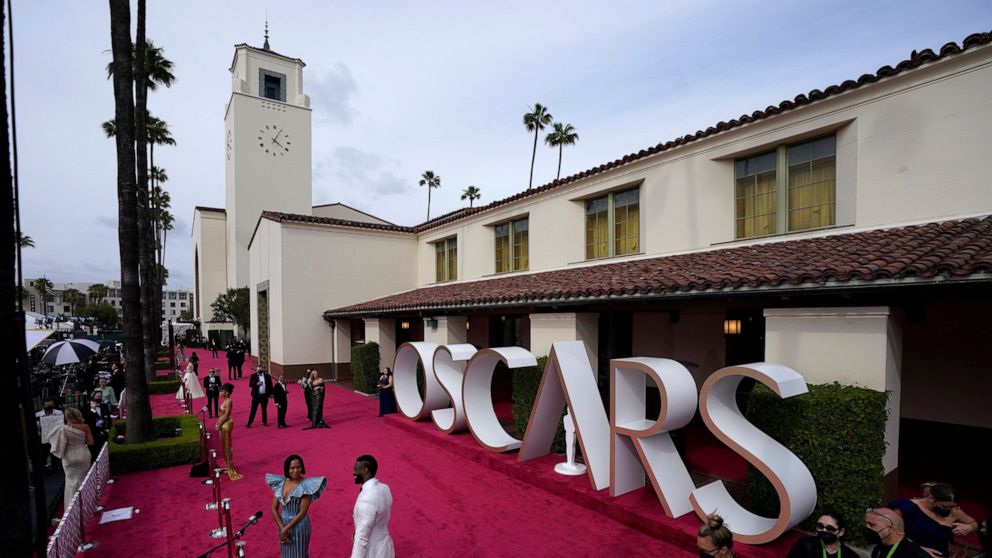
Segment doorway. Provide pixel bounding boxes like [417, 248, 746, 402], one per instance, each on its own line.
[257, 287, 270, 370]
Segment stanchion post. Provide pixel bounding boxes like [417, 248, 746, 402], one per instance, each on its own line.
[224, 499, 234, 558]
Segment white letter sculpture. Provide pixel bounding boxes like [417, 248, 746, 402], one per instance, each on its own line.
[463, 347, 536, 452]
[554, 411, 587, 475]
[610, 357, 698, 517]
[519, 341, 611, 490]
[393, 342, 446, 420]
[431, 343, 477, 432]
[689, 363, 817, 544]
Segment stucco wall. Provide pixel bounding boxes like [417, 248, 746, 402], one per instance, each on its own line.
[249, 219, 284, 364]
[192, 210, 228, 323]
[257, 223, 418, 367]
[414, 47, 992, 288]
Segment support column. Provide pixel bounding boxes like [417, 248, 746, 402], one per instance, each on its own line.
[424, 316, 468, 345]
[529, 312, 598, 371]
[764, 307, 902, 496]
[364, 318, 396, 371]
[331, 319, 352, 381]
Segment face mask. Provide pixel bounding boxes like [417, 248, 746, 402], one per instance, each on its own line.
[862, 527, 883, 545]
[699, 553, 713, 558]
[817, 531, 839, 544]
[933, 506, 952, 518]
[353, 474, 363, 485]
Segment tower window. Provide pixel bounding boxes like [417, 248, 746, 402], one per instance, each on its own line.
[258, 69, 287, 102]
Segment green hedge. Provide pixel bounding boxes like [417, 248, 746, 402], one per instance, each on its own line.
[154, 360, 174, 370]
[511, 356, 567, 453]
[148, 378, 181, 394]
[351, 342, 380, 394]
[109, 415, 201, 474]
[745, 382, 887, 545]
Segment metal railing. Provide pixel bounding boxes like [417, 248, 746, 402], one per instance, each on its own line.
[46, 442, 111, 557]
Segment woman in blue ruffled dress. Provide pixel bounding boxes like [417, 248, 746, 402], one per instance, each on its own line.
[267, 454, 326, 558]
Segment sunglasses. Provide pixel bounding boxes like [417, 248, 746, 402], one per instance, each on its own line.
[815, 523, 839, 533]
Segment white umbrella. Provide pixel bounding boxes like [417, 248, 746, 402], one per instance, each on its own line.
[41, 339, 98, 366]
[73, 339, 101, 352]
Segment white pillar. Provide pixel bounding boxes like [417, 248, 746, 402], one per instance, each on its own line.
[764, 307, 902, 477]
[424, 316, 468, 345]
[364, 318, 396, 371]
[529, 312, 598, 371]
[332, 319, 352, 380]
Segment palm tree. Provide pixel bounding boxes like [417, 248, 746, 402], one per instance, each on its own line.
[545, 122, 579, 180]
[419, 170, 441, 221]
[109, 0, 152, 442]
[105, 39, 175, 91]
[61, 288, 85, 315]
[16, 232, 33, 248]
[30, 277, 53, 318]
[461, 185, 481, 208]
[87, 283, 108, 305]
[523, 103, 553, 189]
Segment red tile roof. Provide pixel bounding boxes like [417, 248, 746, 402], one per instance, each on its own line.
[407, 31, 990, 233]
[259, 210, 415, 233]
[324, 215, 992, 317]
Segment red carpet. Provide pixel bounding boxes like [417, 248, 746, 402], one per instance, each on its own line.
[78, 351, 694, 557]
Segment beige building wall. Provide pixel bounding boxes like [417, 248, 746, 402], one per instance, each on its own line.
[192, 209, 229, 323]
[414, 47, 992, 288]
[250, 220, 419, 374]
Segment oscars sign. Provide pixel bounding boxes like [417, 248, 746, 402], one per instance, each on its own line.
[393, 340, 817, 544]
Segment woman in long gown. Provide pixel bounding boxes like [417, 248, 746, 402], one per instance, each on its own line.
[267, 454, 326, 558]
[308, 370, 329, 428]
[48, 407, 94, 512]
[176, 361, 206, 401]
[215, 383, 243, 480]
[376, 367, 396, 416]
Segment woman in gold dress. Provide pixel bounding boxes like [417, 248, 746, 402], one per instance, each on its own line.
[215, 383, 243, 480]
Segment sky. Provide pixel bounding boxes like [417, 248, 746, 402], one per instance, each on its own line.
[11, 1, 992, 288]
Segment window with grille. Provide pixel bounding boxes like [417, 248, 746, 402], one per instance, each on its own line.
[585, 186, 640, 260]
[434, 238, 457, 282]
[495, 217, 529, 273]
[735, 135, 835, 239]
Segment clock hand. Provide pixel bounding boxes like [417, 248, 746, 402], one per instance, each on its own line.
[272, 138, 284, 148]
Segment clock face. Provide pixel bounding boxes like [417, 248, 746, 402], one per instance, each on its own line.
[258, 124, 291, 157]
[226, 130, 232, 161]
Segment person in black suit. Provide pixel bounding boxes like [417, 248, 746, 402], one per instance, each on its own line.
[272, 374, 289, 428]
[247, 367, 273, 427]
[203, 368, 222, 418]
[225, 344, 236, 380]
[235, 343, 245, 379]
[82, 390, 112, 461]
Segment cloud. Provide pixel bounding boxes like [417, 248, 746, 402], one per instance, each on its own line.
[95, 216, 117, 229]
[329, 146, 412, 198]
[309, 63, 359, 126]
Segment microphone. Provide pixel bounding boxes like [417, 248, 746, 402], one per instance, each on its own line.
[235, 511, 265, 538]
[248, 510, 263, 524]
[199, 405, 209, 414]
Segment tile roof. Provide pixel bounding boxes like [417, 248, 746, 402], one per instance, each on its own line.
[325, 215, 992, 317]
[259, 210, 415, 233]
[407, 31, 991, 233]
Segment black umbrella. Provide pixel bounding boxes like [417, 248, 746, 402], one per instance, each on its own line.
[41, 339, 98, 366]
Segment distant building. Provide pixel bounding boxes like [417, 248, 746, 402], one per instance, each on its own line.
[23, 279, 192, 321]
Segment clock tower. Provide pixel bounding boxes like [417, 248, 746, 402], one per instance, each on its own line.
[224, 37, 312, 289]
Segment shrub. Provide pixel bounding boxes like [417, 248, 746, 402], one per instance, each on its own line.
[148, 378, 180, 394]
[154, 360, 173, 370]
[351, 342, 380, 394]
[109, 415, 201, 474]
[745, 382, 887, 545]
[511, 356, 567, 453]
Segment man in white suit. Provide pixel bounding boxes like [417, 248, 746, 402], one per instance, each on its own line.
[352, 454, 394, 558]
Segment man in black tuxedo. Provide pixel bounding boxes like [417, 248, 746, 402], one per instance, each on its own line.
[203, 368, 222, 418]
[82, 390, 112, 461]
[234, 342, 246, 379]
[225, 344, 236, 380]
[272, 374, 289, 428]
[247, 367, 273, 427]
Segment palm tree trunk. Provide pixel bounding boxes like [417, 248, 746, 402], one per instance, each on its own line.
[427, 185, 432, 221]
[109, 0, 152, 443]
[150, 144, 163, 345]
[529, 129, 538, 189]
[557, 145, 563, 180]
[134, 1, 156, 386]
[0, 5, 47, 553]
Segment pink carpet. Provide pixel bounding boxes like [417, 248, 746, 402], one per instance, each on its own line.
[78, 351, 697, 557]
